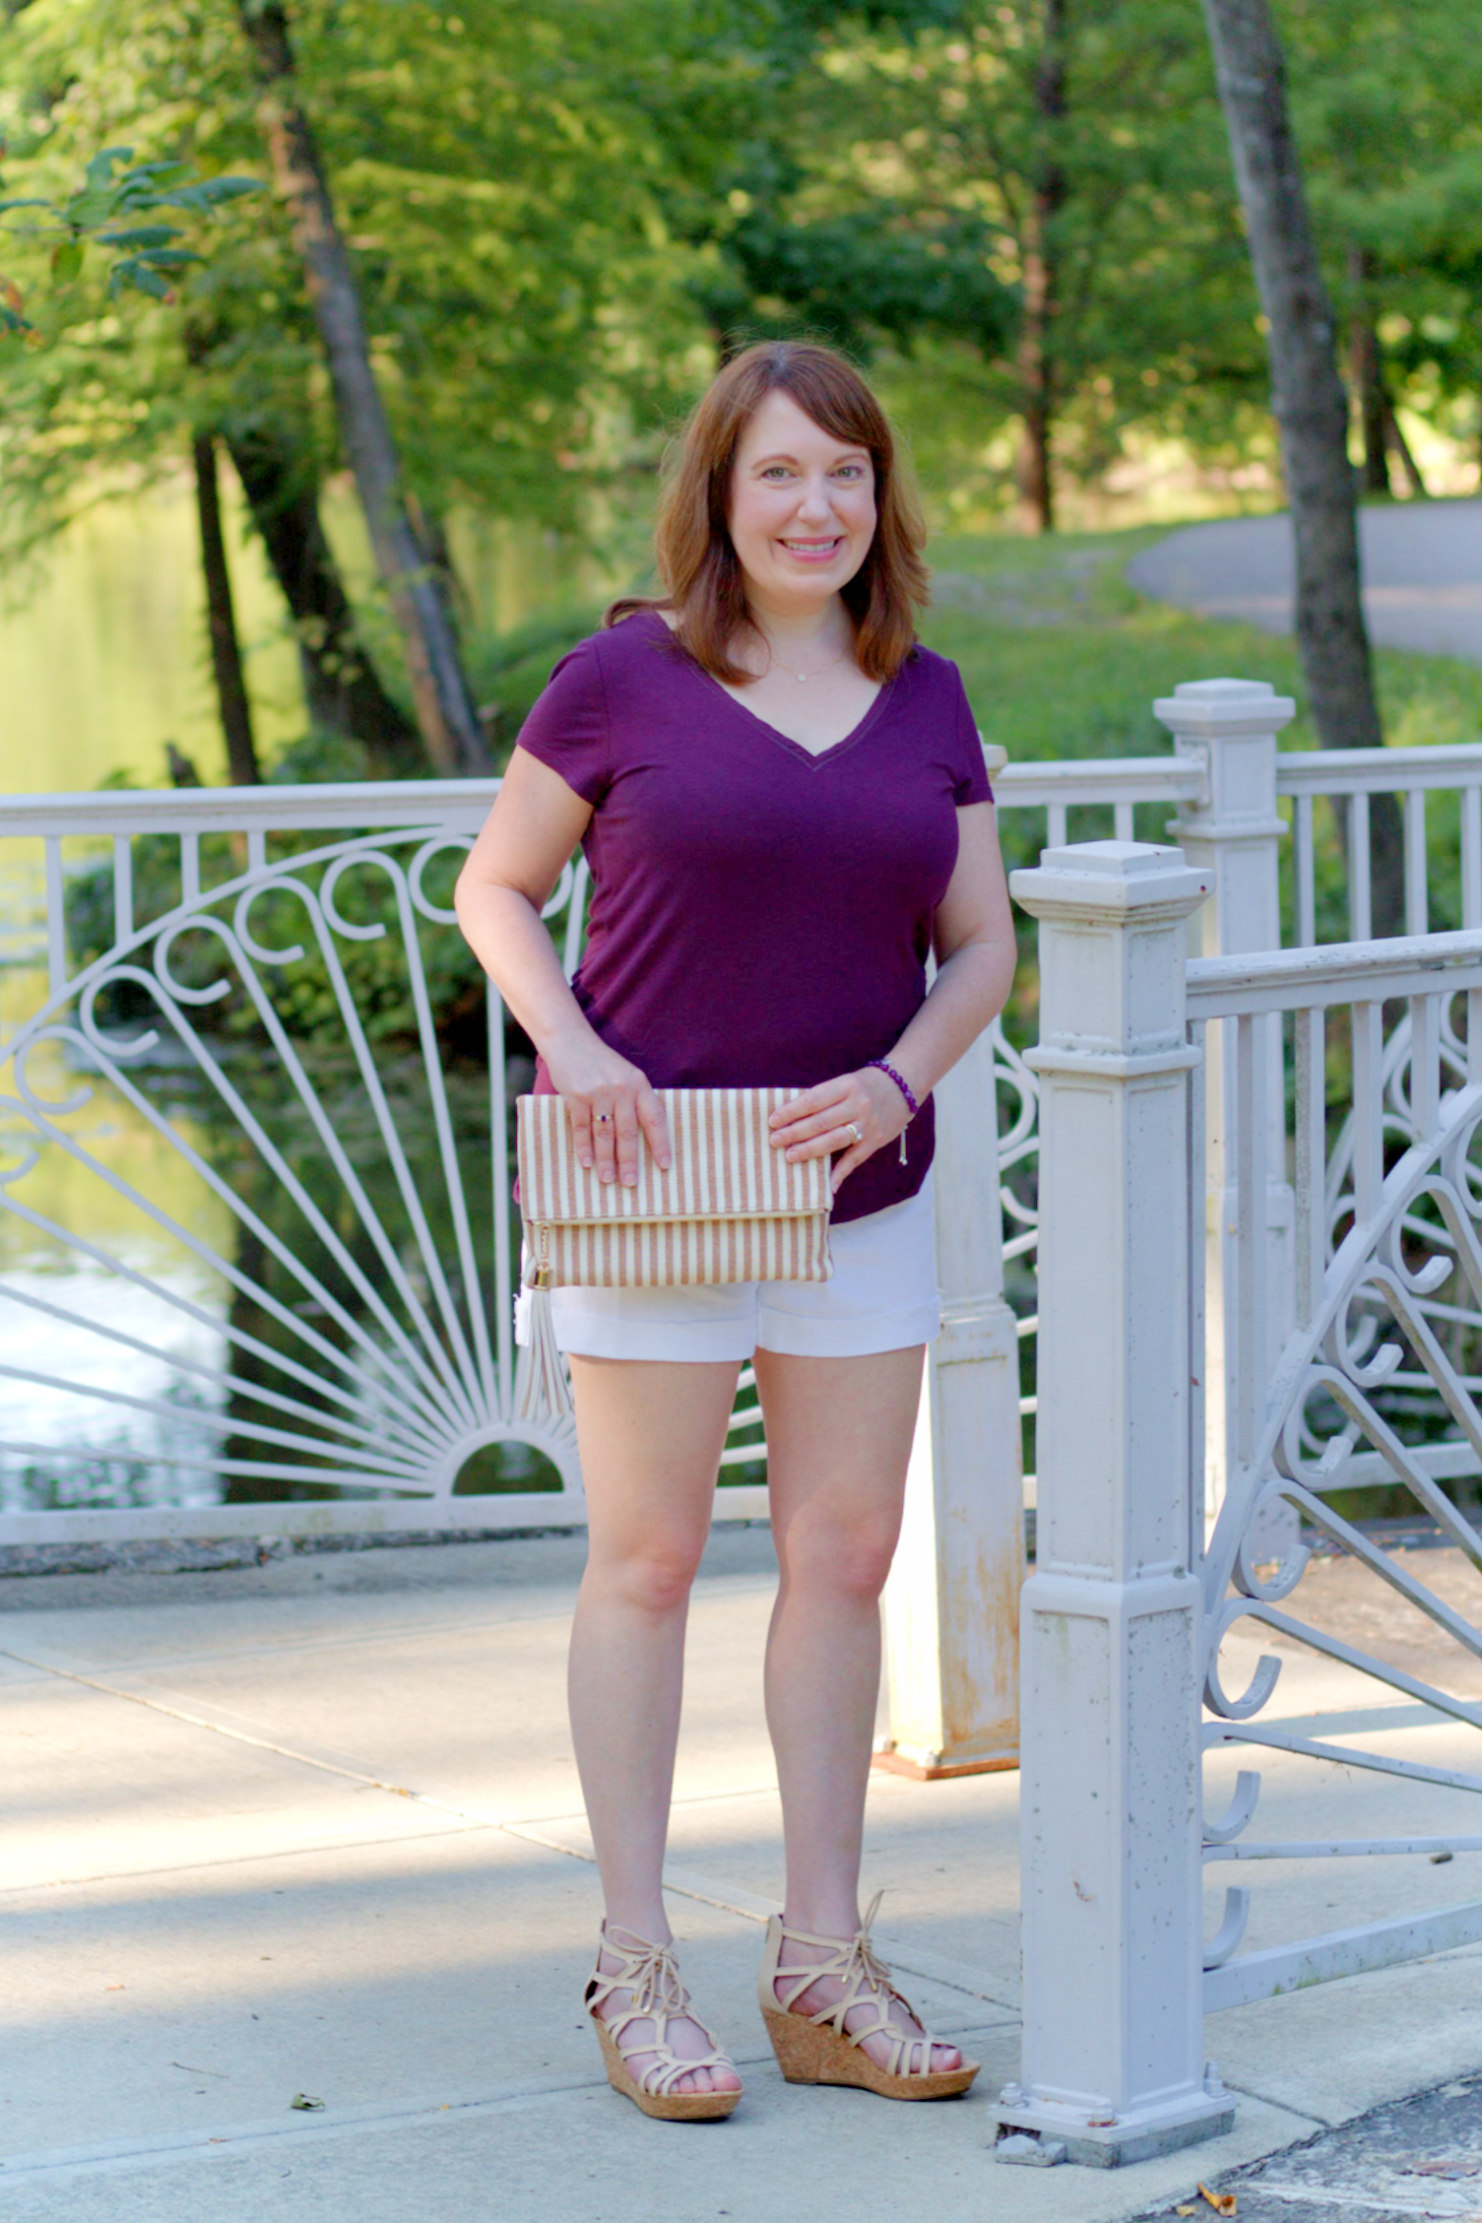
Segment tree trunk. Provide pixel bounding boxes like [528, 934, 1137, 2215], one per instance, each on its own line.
[237, 0, 488, 775]
[1015, 0, 1067, 535]
[225, 424, 424, 773]
[192, 432, 261, 786]
[1348, 250, 1391, 498]
[1202, 0, 1402, 934]
[1383, 394, 1428, 498]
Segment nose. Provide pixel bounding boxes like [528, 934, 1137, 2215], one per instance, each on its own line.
[793, 476, 835, 524]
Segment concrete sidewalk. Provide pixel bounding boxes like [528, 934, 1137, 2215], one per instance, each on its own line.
[3, 1529, 1481, 2222]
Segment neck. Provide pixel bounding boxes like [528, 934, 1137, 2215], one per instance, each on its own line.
[742, 593, 853, 670]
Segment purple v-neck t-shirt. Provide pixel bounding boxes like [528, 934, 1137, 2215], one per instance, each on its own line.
[517, 610, 992, 1225]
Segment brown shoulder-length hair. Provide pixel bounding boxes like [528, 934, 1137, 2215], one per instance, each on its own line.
[606, 341, 929, 683]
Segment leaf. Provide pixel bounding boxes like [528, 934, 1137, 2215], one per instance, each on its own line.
[81, 146, 133, 194]
[109, 259, 173, 301]
[50, 238, 85, 284]
[96, 225, 180, 252]
[1197, 2189, 1237, 2216]
[289, 2093, 325, 2111]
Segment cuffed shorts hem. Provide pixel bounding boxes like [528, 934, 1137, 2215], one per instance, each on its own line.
[547, 1173, 939, 1364]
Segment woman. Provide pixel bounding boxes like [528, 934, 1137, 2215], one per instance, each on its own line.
[455, 341, 1015, 2120]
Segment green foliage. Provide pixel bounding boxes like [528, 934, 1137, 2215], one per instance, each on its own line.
[0, 142, 257, 332]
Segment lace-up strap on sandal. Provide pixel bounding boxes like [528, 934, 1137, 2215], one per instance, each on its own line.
[585, 1924, 741, 2122]
[758, 1892, 979, 2102]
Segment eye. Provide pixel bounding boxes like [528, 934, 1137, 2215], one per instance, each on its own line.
[760, 465, 794, 480]
[832, 463, 866, 480]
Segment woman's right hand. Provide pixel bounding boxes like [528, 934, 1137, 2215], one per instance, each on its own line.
[540, 1027, 672, 1186]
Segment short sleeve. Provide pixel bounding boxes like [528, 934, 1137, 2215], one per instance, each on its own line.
[948, 665, 993, 806]
[513, 633, 611, 806]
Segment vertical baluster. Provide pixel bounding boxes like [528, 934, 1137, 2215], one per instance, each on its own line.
[489, 981, 515, 1419]
[1114, 800, 1134, 842]
[1464, 790, 1482, 929]
[44, 835, 66, 999]
[1409, 991, 1441, 1137]
[1470, 982, 1482, 1090]
[1351, 998, 1384, 1224]
[1234, 1012, 1267, 1468]
[562, 856, 590, 980]
[1404, 789, 1427, 937]
[1295, 793, 1316, 947]
[1187, 1017, 1207, 1564]
[1047, 802, 1068, 850]
[1348, 793, 1372, 942]
[180, 832, 201, 906]
[247, 829, 267, 877]
[1294, 1004, 1326, 1323]
[112, 835, 134, 948]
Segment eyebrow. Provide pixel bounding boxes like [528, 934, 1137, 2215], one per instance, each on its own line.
[749, 447, 870, 468]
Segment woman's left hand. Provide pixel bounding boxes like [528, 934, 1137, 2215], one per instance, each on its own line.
[768, 1066, 913, 1194]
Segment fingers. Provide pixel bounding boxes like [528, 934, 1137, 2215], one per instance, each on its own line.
[592, 1099, 618, 1184]
[565, 1076, 666, 1186]
[569, 1098, 596, 1171]
[614, 1093, 641, 1187]
[830, 1138, 870, 1193]
[636, 1086, 673, 1172]
[769, 1081, 847, 1144]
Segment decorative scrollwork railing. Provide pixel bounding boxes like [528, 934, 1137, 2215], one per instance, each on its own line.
[0, 783, 769, 1544]
[1188, 929, 1482, 2007]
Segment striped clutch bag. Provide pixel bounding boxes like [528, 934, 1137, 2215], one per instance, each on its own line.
[516, 1086, 834, 1289]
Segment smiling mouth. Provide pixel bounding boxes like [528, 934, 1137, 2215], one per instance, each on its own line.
[779, 537, 844, 556]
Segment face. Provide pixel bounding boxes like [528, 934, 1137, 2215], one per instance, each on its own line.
[726, 387, 878, 616]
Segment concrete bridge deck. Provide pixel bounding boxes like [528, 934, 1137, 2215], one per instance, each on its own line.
[3, 1528, 1481, 2221]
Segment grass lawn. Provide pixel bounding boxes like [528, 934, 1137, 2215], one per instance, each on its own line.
[920, 522, 1482, 764]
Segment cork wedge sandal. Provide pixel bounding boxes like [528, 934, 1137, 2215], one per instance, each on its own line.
[585, 1924, 742, 2122]
[758, 1892, 979, 2102]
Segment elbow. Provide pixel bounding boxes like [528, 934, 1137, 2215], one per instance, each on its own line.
[452, 856, 482, 936]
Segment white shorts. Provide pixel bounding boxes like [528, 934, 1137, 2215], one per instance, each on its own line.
[547, 1171, 939, 1363]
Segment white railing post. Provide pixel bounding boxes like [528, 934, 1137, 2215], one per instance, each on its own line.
[996, 841, 1232, 2167]
[877, 1028, 1022, 1777]
[1161, 680, 1298, 1550]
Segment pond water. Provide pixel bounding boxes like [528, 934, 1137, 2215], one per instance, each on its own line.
[0, 476, 627, 793]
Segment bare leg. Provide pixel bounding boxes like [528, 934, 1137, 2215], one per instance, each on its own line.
[567, 1352, 742, 2095]
[755, 1344, 960, 2073]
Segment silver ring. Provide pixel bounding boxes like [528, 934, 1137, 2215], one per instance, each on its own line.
[845, 1121, 862, 1146]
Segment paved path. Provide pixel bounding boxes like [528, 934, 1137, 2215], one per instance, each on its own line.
[1126, 497, 1482, 663]
[4, 1533, 1482, 2220]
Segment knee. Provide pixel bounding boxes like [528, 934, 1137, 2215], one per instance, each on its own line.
[590, 1532, 705, 1618]
[781, 1516, 899, 1607]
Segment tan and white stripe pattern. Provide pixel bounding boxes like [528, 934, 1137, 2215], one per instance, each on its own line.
[517, 1087, 833, 1287]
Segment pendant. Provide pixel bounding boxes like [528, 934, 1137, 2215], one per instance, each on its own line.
[796, 673, 808, 684]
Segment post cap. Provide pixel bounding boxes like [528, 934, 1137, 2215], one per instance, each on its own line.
[1011, 839, 1209, 921]
[1153, 677, 1297, 739]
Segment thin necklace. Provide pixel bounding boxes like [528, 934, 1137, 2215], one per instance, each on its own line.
[764, 642, 851, 686]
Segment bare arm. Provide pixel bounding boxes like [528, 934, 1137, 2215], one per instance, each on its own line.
[453, 747, 671, 1184]
[769, 801, 1016, 1189]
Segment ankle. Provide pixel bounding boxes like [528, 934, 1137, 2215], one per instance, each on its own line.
[601, 1907, 672, 1952]
[780, 1899, 860, 1942]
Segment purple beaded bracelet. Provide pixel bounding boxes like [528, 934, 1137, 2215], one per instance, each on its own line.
[868, 1058, 920, 1164]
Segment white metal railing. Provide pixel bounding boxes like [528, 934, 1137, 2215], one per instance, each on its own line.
[1279, 743, 1482, 946]
[1190, 928, 1482, 2011]
[0, 779, 771, 1545]
[1002, 835, 1482, 2164]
